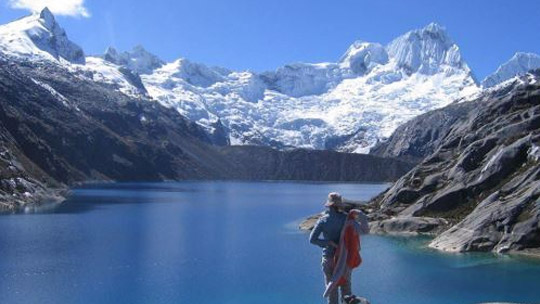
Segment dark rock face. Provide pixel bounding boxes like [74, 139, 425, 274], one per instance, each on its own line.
[118, 66, 148, 95]
[0, 129, 63, 212]
[0, 59, 223, 185]
[0, 57, 413, 209]
[370, 100, 475, 163]
[370, 72, 540, 254]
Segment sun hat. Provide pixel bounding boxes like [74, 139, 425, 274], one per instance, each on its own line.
[348, 209, 362, 215]
[324, 192, 343, 207]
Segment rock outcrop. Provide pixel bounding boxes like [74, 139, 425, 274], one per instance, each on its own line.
[0, 133, 64, 212]
[370, 100, 475, 163]
[369, 217, 449, 235]
[369, 71, 540, 254]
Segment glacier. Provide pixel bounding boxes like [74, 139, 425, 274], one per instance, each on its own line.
[0, 9, 482, 153]
[139, 23, 479, 152]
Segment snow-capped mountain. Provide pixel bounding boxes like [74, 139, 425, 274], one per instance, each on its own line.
[102, 45, 165, 75]
[0, 7, 84, 63]
[0, 9, 480, 153]
[140, 22, 478, 152]
[0, 9, 149, 97]
[386, 23, 465, 75]
[481, 52, 540, 88]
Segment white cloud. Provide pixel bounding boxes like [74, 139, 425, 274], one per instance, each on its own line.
[8, 0, 90, 18]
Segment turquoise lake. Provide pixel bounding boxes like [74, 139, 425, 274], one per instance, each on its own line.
[0, 181, 539, 304]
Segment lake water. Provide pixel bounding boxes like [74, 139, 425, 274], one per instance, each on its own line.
[0, 181, 539, 304]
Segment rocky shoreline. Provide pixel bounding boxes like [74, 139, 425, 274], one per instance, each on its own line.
[0, 185, 67, 213]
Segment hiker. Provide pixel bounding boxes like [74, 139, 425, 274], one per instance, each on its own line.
[309, 192, 369, 304]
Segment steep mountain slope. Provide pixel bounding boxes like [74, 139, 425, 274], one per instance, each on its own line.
[482, 52, 540, 88]
[369, 72, 540, 254]
[138, 23, 478, 152]
[370, 97, 477, 163]
[0, 57, 225, 183]
[0, 122, 63, 212]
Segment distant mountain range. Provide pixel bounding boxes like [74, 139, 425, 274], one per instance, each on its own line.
[3, 8, 538, 155]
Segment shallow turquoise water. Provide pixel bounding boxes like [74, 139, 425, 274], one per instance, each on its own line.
[0, 181, 539, 304]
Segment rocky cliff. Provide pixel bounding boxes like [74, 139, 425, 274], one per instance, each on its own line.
[369, 72, 540, 255]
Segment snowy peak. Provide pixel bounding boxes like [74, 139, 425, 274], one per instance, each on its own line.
[339, 41, 389, 74]
[386, 22, 464, 75]
[0, 7, 85, 64]
[153, 58, 225, 88]
[38, 7, 56, 29]
[103, 45, 164, 74]
[481, 52, 540, 88]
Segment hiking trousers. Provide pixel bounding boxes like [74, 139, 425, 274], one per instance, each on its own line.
[322, 255, 351, 304]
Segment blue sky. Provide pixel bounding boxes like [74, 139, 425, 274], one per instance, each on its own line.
[1, 0, 540, 80]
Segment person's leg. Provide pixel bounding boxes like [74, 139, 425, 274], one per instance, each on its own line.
[340, 269, 352, 302]
[322, 256, 339, 304]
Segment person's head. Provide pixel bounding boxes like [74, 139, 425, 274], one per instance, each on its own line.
[324, 192, 343, 211]
[348, 209, 362, 220]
